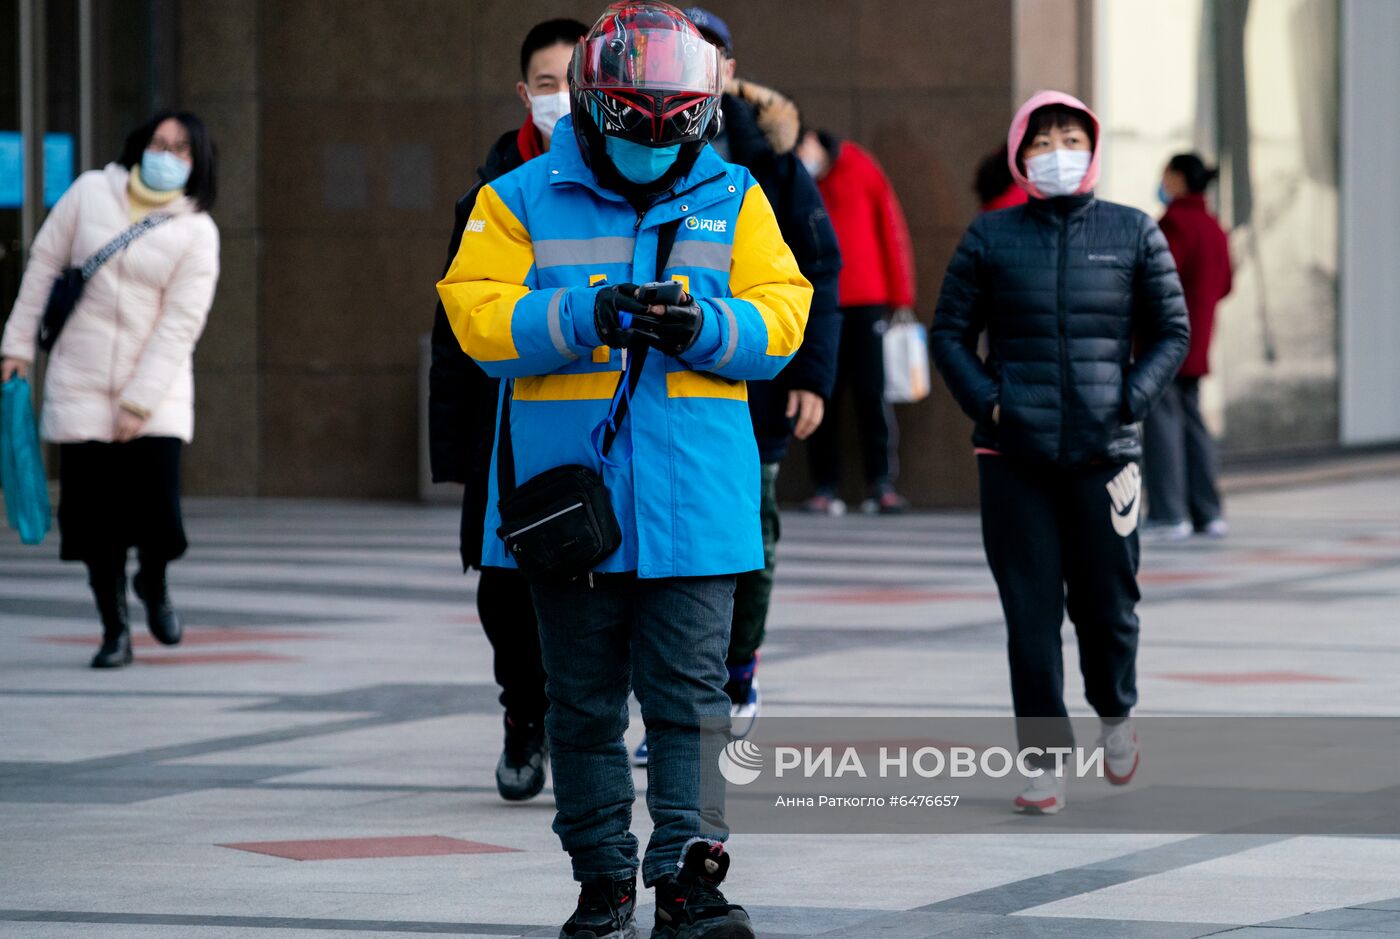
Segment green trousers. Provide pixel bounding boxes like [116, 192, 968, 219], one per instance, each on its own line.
[728, 461, 779, 665]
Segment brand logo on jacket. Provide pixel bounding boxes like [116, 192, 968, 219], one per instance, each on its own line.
[1087, 253, 1118, 262]
[465, 219, 486, 233]
[1107, 463, 1142, 537]
[685, 216, 727, 233]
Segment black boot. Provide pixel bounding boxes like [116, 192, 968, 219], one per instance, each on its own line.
[89, 571, 133, 669]
[496, 713, 547, 802]
[133, 565, 181, 646]
[560, 877, 637, 939]
[652, 840, 753, 939]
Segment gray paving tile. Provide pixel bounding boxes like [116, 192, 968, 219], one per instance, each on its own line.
[0, 911, 538, 935]
[1214, 929, 1389, 938]
[1263, 907, 1400, 931]
[814, 911, 1239, 938]
[1, 596, 337, 625]
[1353, 898, 1400, 912]
[0, 763, 312, 804]
[915, 835, 1287, 915]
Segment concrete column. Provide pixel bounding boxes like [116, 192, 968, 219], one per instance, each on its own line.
[1340, 0, 1400, 445]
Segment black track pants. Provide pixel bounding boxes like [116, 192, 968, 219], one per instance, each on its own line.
[978, 455, 1141, 759]
[476, 567, 548, 722]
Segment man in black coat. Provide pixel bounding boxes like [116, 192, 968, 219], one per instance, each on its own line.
[931, 92, 1189, 817]
[427, 17, 587, 803]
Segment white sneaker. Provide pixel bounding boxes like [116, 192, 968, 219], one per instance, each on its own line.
[1014, 769, 1066, 815]
[730, 679, 760, 739]
[801, 494, 847, 517]
[1144, 520, 1192, 542]
[1201, 518, 1229, 539]
[1097, 718, 1139, 785]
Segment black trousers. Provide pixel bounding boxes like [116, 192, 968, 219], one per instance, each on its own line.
[807, 305, 894, 492]
[978, 455, 1141, 759]
[58, 437, 187, 565]
[1143, 376, 1222, 527]
[476, 566, 548, 722]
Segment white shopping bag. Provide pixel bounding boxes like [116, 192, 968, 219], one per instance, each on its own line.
[882, 309, 931, 403]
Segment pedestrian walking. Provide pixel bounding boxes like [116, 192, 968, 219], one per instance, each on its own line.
[1, 111, 219, 669]
[795, 125, 915, 514]
[437, 4, 811, 936]
[429, 16, 587, 804]
[1143, 153, 1232, 540]
[930, 91, 1189, 815]
[625, 7, 841, 766]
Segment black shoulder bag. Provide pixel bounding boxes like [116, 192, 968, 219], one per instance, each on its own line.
[494, 218, 681, 582]
[38, 213, 173, 352]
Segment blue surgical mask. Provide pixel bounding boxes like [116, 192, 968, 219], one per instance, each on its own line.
[1158, 183, 1171, 205]
[605, 136, 681, 184]
[141, 150, 191, 192]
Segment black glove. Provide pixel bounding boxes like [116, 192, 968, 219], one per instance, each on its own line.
[629, 281, 705, 357]
[593, 283, 649, 348]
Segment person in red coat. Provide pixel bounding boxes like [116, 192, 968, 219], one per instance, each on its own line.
[795, 127, 916, 514]
[1143, 153, 1233, 538]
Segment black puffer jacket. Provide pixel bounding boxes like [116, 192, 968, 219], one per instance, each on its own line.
[931, 193, 1189, 467]
[717, 81, 842, 464]
[429, 128, 525, 569]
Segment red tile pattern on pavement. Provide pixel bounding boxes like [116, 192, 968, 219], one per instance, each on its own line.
[1160, 671, 1352, 685]
[220, 835, 521, 861]
[139, 651, 298, 666]
[1239, 551, 1379, 566]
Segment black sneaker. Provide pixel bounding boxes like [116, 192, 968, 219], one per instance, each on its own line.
[560, 877, 637, 939]
[652, 840, 754, 939]
[496, 714, 547, 802]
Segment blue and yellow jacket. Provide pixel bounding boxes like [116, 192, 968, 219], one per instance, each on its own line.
[437, 116, 812, 578]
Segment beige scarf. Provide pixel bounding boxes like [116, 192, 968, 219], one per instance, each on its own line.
[127, 167, 183, 221]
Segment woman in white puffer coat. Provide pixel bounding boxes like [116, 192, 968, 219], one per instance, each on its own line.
[1, 110, 220, 668]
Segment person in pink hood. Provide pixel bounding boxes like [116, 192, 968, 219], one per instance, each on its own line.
[931, 92, 1189, 815]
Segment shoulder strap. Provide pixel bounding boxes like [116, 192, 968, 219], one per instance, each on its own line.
[655, 217, 681, 282]
[81, 213, 174, 281]
[494, 216, 686, 496]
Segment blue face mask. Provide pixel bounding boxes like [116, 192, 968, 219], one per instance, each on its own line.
[141, 150, 192, 192]
[1157, 183, 1171, 205]
[605, 136, 681, 185]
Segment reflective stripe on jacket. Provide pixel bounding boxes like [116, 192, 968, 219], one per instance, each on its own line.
[437, 115, 812, 577]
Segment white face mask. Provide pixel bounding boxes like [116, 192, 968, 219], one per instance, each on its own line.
[528, 90, 571, 140]
[1025, 148, 1091, 197]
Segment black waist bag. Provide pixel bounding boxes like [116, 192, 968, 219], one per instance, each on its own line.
[496, 463, 622, 582]
[493, 347, 644, 583]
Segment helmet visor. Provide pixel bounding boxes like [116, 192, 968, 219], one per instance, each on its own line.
[575, 28, 721, 94]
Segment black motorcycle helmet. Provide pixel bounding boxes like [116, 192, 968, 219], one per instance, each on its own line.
[569, 1, 723, 199]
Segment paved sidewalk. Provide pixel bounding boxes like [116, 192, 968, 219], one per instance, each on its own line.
[3, 473, 1400, 937]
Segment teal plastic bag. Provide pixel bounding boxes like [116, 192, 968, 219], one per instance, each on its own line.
[1, 375, 52, 545]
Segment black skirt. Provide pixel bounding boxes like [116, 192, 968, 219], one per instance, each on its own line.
[57, 437, 188, 563]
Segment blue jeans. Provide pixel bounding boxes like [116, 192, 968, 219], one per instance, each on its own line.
[530, 575, 735, 886]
